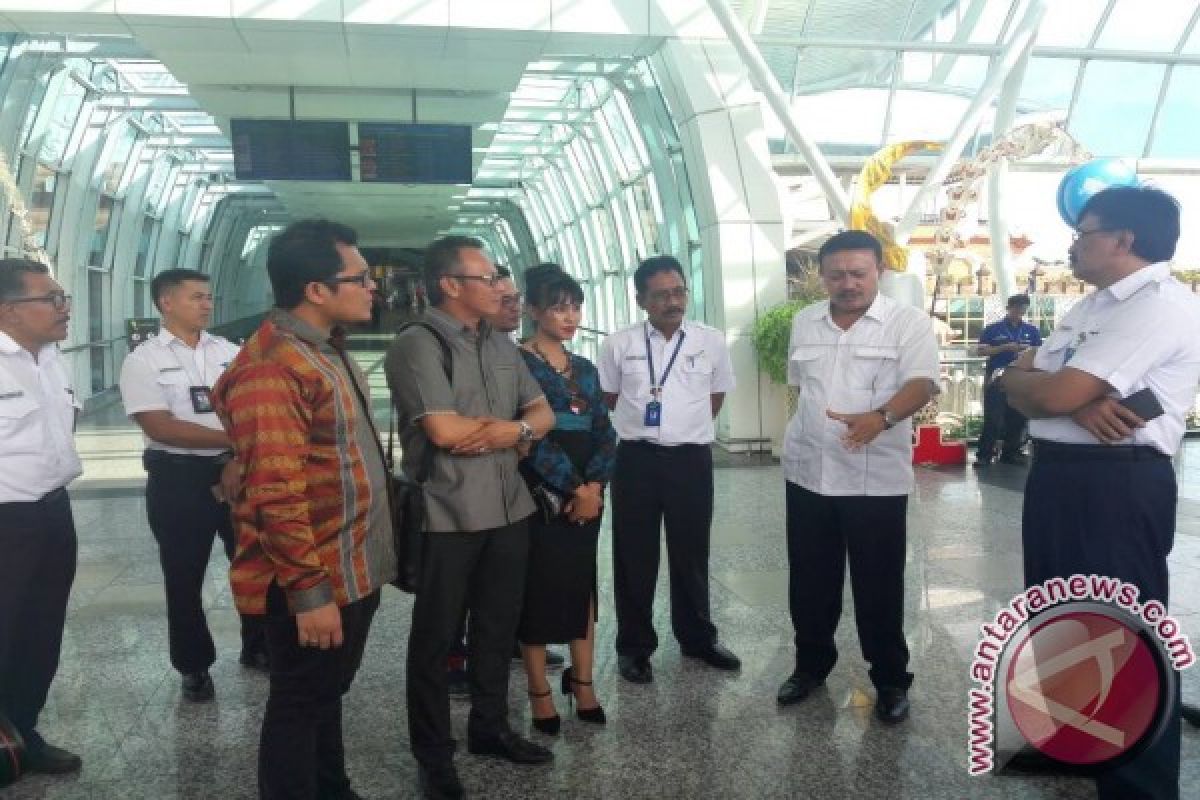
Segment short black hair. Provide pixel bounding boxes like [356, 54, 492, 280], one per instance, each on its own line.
[1079, 185, 1180, 264]
[524, 262, 584, 309]
[0, 258, 50, 302]
[150, 268, 209, 312]
[817, 230, 883, 268]
[267, 219, 359, 310]
[423, 235, 485, 306]
[633, 255, 685, 295]
[1006, 294, 1031, 309]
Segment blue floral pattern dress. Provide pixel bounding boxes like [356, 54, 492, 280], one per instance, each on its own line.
[517, 349, 617, 644]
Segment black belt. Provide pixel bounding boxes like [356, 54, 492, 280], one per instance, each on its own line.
[143, 449, 230, 467]
[0, 486, 66, 510]
[1031, 439, 1169, 463]
[619, 439, 707, 451]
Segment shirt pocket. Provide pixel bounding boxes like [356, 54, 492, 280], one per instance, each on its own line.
[155, 369, 192, 405]
[846, 345, 901, 391]
[1035, 329, 1073, 370]
[0, 391, 41, 455]
[679, 352, 713, 391]
[788, 346, 824, 386]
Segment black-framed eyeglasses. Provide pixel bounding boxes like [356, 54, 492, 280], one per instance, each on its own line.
[500, 293, 523, 307]
[5, 291, 71, 310]
[1071, 227, 1118, 243]
[325, 271, 372, 289]
[449, 273, 504, 288]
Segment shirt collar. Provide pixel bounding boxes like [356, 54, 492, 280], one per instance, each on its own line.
[1104, 261, 1171, 302]
[817, 292, 890, 324]
[269, 308, 336, 353]
[644, 318, 690, 341]
[0, 330, 57, 362]
[426, 307, 493, 340]
[154, 326, 215, 349]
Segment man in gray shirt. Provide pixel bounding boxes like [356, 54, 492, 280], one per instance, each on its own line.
[386, 236, 554, 800]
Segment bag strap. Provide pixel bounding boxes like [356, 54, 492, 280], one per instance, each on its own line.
[390, 321, 453, 484]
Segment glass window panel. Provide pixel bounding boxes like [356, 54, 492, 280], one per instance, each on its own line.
[1037, 0, 1109, 47]
[612, 92, 651, 169]
[964, 0, 1023, 44]
[17, 63, 53, 150]
[1070, 61, 1165, 156]
[134, 216, 155, 277]
[37, 76, 86, 165]
[633, 174, 663, 255]
[87, 268, 105, 341]
[1184, 19, 1200, 53]
[101, 122, 137, 195]
[565, 141, 598, 205]
[1017, 58, 1080, 111]
[89, 194, 115, 266]
[27, 163, 57, 248]
[941, 55, 991, 93]
[1095, 0, 1198, 50]
[596, 103, 634, 180]
[1149, 66, 1200, 158]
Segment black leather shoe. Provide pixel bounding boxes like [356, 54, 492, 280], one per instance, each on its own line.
[681, 642, 741, 671]
[238, 648, 270, 671]
[617, 655, 652, 684]
[467, 731, 553, 765]
[23, 742, 81, 775]
[776, 672, 824, 706]
[874, 687, 910, 724]
[418, 763, 465, 799]
[181, 671, 215, 703]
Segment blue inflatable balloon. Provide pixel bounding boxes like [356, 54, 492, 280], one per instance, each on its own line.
[1056, 159, 1139, 227]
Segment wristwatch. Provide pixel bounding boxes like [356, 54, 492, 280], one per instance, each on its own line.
[516, 420, 535, 444]
[876, 408, 898, 430]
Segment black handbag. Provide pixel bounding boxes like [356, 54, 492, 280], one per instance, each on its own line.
[386, 322, 452, 593]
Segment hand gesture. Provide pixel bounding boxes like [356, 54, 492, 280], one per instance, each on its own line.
[826, 409, 887, 450]
[452, 420, 520, 456]
[565, 482, 603, 524]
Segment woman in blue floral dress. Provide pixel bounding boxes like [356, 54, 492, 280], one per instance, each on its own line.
[517, 264, 617, 735]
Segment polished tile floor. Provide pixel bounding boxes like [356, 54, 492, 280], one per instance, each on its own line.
[7, 351, 1200, 799]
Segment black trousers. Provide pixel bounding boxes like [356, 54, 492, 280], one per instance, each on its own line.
[144, 451, 264, 673]
[1023, 451, 1180, 800]
[976, 380, 1027, 460]
[611, 440, 718, 658]
[785, 482, 912, 690]
[407, 519, 529, 768]
[0, 488, 76, 747]
[258, 584, 380, 800]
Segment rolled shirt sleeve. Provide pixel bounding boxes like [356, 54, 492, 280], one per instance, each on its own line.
[118, 349, 170, 414]
[898, 310, 942, 390]
[711, 334, 736, 393]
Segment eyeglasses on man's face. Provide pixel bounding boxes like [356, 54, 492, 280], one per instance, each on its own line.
[500, 293, 523, 308]
[325, 271, 373, 289]
[5, 291, 72, 311]
[449, 272, 504, 288]
[645, 286, 689, 305]
[1071, 227, 1119, 243]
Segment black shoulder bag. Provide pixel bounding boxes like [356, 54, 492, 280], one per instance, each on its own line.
[387, 322, 452, 593]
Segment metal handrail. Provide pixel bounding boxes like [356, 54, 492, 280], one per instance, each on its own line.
[60, 335, 126, 354]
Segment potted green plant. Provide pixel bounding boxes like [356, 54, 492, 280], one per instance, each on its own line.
[751, 276, 826, 385]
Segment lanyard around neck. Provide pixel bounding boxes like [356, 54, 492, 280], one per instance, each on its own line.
[170, 339, 208, 386]
[644, 323, 685, 392]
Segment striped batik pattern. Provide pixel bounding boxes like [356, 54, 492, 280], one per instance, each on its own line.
[213, 316, 379, 615]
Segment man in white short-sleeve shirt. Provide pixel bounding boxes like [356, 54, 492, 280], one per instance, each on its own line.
[598, 255, 740, 684]
[777, 231, 938, 724]
[118, 269, 266, 704]
[0, 258, 84, 778]
[1000, 186, 1200, 798]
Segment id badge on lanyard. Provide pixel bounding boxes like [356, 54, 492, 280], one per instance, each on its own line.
[644, 325, 685, 428]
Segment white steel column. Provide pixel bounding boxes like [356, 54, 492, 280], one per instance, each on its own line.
[894, 0, 1049, 242]
[705, 0, 851, 223]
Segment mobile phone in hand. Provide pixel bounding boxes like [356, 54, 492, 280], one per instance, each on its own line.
[1119, 387, 1165, 422]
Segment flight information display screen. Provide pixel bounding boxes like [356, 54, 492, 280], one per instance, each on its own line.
[359, 123, 472, 184]
[231, 119, 352, 181]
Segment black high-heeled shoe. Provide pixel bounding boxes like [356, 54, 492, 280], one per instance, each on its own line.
[561, 666, 607, 725]
[528, 687, 560, 735]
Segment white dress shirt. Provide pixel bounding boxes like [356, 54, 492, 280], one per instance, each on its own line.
[1028, 262, 1200, 455]
[598, 319, 736, 445]
[783, 293, 940, 496]
[0, 332, 82, 502]
[118, 328, 238, 457]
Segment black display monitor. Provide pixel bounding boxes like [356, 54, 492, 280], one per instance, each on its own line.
[358, 123, 472, 184]
[231, 119, 352, 181]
